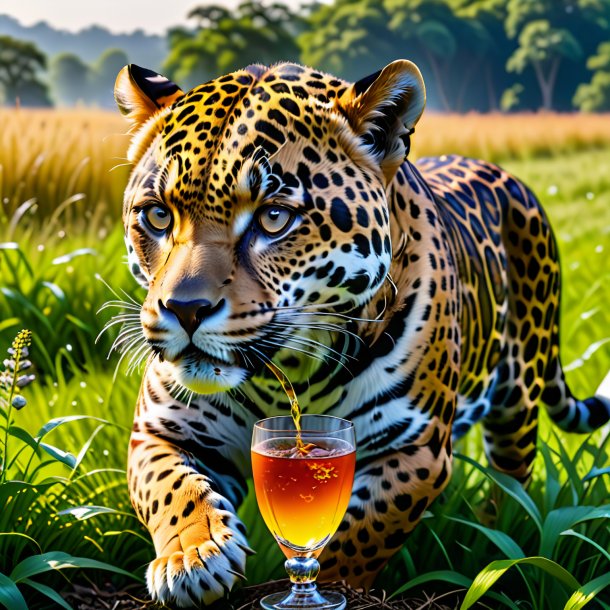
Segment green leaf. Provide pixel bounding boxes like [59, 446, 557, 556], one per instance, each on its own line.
[0, 317, 19, 333]
[39, 442, 76, 468]
[8, 426, 40, 455]
[37, 415, 114, 438]
[445, 516, 525, 559]
[21, 578, 72, 610]
[58, 505, 136, 520]
[65, 313, 93, 332]
[0, 572, 27, 610]
[560, 529, 610, 562]
[460, 557, 580, 610]
[10, 551, 136, 583]
[0, 480, 60, 505]
[72, 424, 105, 472]
[0, 533, 42, 554]
[582, 466, 610, 482]
[454, 453, 543, 531]
[540, 505, 610, 558]
[564, 572, 610, 610]
[51, 248, 96, 265]
[539, 440, 561, 513]
[390, 569, 472, 598]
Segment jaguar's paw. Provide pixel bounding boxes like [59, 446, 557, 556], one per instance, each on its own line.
[146, 509, 252, 608]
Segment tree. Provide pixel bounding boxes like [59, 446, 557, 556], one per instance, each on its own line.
[504, 0, 610, 110]
[506, 20, 582, 110]
[49, 52, 91, 106]
[0, 36, 50, 106]
[574, 42, 610, 110]
[301, 0, 489, 111]
[164, 1, 304, 89]
[92, 48, 129, 107]
[455, 0, 513, 111]
[300, 0, 399, 80]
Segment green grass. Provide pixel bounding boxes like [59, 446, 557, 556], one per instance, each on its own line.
[0, 110, 609, 608]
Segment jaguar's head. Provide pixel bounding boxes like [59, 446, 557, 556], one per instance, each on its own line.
[114, 60, 425, 394]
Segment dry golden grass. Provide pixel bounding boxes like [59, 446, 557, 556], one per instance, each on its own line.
[0, 108, 130, 224]
[1, 108, 610, 224]
[412, 112, 610, 162]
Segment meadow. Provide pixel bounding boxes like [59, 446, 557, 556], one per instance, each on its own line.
[0, 108, 609, 609]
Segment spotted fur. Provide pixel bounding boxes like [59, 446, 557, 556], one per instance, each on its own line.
[114, 61, 610, 607]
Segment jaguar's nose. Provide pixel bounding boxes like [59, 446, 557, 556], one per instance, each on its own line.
[160, 298, 226, 336]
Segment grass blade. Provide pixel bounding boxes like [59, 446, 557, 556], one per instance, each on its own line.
[0, 533, 42, 555]
[454, 453, 543, 532]
[21, 578, 72, 610]
[38, 442, 77, 469]
[445, 516, 525, 559]
[58, 505, 138, 521]
[460, 557, 581, 610]
[564, 572, 610, 610]
[390, 569, 472, 598]
[10, 551, 137, 583]
[540, 505, 610, 558]
[0, 572, 27, 610]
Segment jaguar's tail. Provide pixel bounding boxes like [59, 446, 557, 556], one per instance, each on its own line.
[543, 355, 610, 433]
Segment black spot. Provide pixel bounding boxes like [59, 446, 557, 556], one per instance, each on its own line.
[342, 539, 357, 557]
[353, 234, 371, 257]
[408, 497, 428, 522]
[330, 198, 352, 232]
[394, 493, 412, 511]
[279, 98, 300, 116]
[313, 173, 329, 188]
[182, 500, 196, 518]
[303, 146, 321, 163]
[384, 529, 406, 549]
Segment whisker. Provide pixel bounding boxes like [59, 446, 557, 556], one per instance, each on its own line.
[268, 304, 382, 324]
[95, 274, 141, 307]
[266, 324, 355, 362]
[258, 338, 332, 368]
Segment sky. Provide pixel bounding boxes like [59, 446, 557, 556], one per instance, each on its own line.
[0, 0, 304, 34]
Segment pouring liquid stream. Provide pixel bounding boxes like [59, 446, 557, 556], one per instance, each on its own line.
[265, 361, 316, 455]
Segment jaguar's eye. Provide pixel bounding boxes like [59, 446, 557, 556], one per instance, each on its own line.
[258, 205, 294, 237]
[141, 204, 172, 233]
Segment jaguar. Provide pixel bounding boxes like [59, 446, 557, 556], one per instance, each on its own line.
[113, 59, 610, 607]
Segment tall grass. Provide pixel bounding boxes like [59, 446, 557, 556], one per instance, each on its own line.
[0, 107, 609, 608]
[413, 112, 610, 162]
[0, 109, 129, 224]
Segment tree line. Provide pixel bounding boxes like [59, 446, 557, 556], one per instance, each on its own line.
[1, 0, 609, 111]
[0, 37, 130, 108]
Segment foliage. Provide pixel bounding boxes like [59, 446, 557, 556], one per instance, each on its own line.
[0, 330, 142, 609]
[49, 54, 91, 107]
[164, 1, 303, 90]
[4, 0, 610, 111]
[506, 20, 582, 109]
[90, 49, 130, 108]
[0, 36, 51, 107]
[574, 42, 610, 111]
[49, 48, 130, 108]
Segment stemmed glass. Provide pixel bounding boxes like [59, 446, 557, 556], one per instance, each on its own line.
[251, 414, 356, 609]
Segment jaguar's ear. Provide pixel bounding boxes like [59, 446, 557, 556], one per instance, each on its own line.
[114, 64, 184, 127]
[340, 60, 425, 183]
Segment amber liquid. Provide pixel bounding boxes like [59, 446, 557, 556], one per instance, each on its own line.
[252, 438, 356, 555]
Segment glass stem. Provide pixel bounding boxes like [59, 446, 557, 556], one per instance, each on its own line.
[285, 556, 320, 594]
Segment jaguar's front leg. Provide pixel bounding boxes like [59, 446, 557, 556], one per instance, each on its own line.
[319, 421, 453, 589]
[128, 429, 250, 607]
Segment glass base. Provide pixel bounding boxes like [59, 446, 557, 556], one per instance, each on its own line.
[260, 584, 346, 609]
